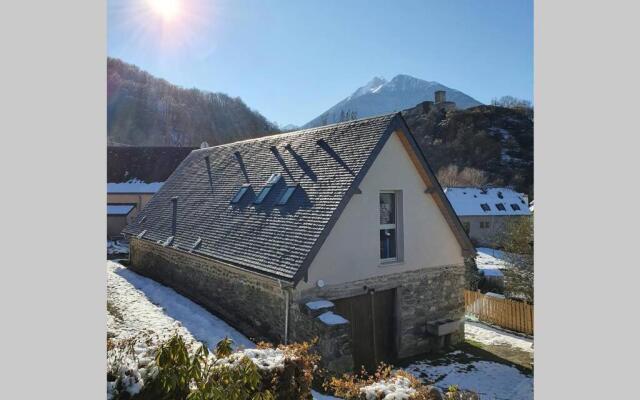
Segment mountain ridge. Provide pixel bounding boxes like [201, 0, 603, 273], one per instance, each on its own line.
[303, 74, 482, 128]
[107, 58, 278, 147]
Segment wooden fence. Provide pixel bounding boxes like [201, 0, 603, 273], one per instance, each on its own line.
[464, 290, 534, 335]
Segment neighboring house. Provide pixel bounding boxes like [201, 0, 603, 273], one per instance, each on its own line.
[122, 114, 475, 373]
[107, 203, 136, 238]
[107, 146, 195, 238]
[443, 187, 531, 247]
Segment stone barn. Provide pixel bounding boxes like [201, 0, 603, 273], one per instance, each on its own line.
[123, 113, 475, 372]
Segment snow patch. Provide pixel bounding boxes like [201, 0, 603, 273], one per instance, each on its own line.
[317, 311, 349, 325]
[107, 240, 129, 255]
[216, 348, 286, 371]
[306, 300, 335, 310]
[107, 179, 163, 194]
[405, 352, 533, 400]
[360, 376, 416, 400]
[465, 320, 533, 353]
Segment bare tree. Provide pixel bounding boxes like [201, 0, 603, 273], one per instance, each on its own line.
[436, 164, 489, 187]
[491, 96, 532, 109]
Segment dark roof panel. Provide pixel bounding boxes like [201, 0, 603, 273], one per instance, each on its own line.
[124, 114, 398, 280]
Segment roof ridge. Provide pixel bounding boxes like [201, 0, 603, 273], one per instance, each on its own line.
[192, 112, 399, 153]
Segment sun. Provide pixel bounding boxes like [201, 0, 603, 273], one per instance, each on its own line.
[147, 0, 182, 22]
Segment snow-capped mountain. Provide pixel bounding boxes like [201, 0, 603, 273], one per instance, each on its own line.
[303, 74, 482, 128]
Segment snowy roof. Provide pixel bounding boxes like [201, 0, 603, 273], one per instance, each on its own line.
[444, 187, 531, 217]
[107, 204, 135, 216]
[107, 179, 164, 194]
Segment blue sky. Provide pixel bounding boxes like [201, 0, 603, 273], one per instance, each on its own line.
[108, 0, 532, 126]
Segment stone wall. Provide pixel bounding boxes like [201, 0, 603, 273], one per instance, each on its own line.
[288, 302, 353, 373]
[129, 237, 353, 373]
[129, 238, 465, 369]
[129, 237, 287, 343]
[295, 264, 466, 359]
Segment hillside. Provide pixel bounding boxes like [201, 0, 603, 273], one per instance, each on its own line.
[107, 58, 278, 146]
[402, 102, 533, 197]
[303, 75, 482, 128]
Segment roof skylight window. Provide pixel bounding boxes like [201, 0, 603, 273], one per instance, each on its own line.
[480, 203, 491, 212]
[277, 185, 298, 205]
[231, 184, 251, 204]
[495, 203, 506, 211]
[511, 203, 521, 211]
[266, 173, 282, 185]
[254, 174, 282, 205]
[254, 186, 272, 204]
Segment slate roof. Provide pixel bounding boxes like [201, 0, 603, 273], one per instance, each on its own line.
[123, 113, 473, 282]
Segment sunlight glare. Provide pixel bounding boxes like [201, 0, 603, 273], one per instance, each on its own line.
[147, 0, 181, 22]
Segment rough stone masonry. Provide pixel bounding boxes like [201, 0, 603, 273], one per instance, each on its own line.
[129, 237, 467, 372]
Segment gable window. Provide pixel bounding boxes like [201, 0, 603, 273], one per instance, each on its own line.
[380, 191, 401, 262]
[510, 203, 521, 211]
[480, 221, 491, 229]
[480, 203, 491, 212]
[231, 184, 251, 204]
[495, 203, 506, 211]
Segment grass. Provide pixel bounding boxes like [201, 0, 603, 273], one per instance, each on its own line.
[398, 342, 532, 378]
[464, 338, 533, 371]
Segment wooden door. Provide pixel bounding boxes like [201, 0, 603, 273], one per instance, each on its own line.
[333, 288, 396, 372]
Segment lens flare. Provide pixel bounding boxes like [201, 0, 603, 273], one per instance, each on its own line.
[147, 0, 181, 22]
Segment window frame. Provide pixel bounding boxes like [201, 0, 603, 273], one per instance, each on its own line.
[230, 184, 251, 204]
[276, 184, 298, 206]
[379, 190, 403, 264]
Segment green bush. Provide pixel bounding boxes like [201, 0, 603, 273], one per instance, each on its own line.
[108, 334, 317, 400]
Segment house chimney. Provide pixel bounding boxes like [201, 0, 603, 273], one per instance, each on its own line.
[435, 90, 446, 103]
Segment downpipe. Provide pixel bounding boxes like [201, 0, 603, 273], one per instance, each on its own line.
[278, 280, 291, 344]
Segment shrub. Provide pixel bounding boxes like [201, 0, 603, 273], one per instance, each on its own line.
[107, 333, 317, 400]
[326, 363, 442, 400]
[326, 364, 478, 400]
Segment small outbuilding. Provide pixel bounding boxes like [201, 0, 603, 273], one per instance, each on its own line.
[107, 146, 195, 239]
[123, 114, 474, 372]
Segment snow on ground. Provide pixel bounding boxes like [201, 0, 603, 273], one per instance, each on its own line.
[108, 261, 532, 400]
[465, 320, 533, 353]
[107, 261, 338, 399]
[108, 261, 252, 349]
[476, 247, 511, 269]
[107, 240, 129, 255]
[360, 376, 416, 400]
[475, 247, 518, 277]
[405, 351, 533, 400]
